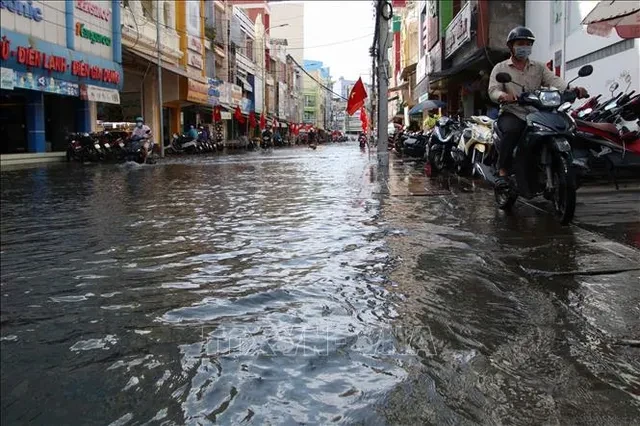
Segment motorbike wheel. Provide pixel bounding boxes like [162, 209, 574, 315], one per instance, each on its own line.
[428, 148, 445, 176]
[552, 155, 577, 225]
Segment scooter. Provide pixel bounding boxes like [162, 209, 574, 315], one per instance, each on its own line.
[124, 130, 153, 164]
[166, 133, 199, 155]
[425, 116, 461, 176]
[454, 115, 495, 176]
[475, 64, 593, 224]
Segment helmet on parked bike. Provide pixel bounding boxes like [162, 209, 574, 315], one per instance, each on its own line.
[506, 26, 535, 45]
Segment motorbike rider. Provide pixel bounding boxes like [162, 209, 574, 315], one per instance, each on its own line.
[187, 125, 199, 140]
[131, 116, 153, 161]
[488, 26, 588, 188]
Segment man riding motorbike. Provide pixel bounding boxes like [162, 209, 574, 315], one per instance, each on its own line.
[130, 116, 153, 163]
[488, 26, 588, 189]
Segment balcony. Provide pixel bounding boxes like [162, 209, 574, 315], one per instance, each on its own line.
[236, 51, 256, 75]
[121, 3, 181, 63]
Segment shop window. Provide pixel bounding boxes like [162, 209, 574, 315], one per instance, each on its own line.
[246, 40, 254, 61]
[305, 95, 315, 107]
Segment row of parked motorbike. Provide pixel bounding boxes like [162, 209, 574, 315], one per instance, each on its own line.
[66, 130, 151, 164]
[392, 64, 639, 225]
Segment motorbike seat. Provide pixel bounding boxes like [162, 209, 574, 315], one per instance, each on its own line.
[575, 119, 619, 136]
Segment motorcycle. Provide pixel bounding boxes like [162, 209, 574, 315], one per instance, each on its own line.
[261, 132, 273, 149]
[475, 64, 593, 224]
[66, 132, 101, 162]
[402, 131, 429, 158]
[425, 116, 461, 176]
[359, 134, 367, 150]
[166, 133, 199, 155]
[124, 130, 153, 164]
[454, 115, 495, 176]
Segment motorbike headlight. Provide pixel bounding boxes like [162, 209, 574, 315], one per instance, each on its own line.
[539, 90, 562, 107]
[532, 122, 554, 132]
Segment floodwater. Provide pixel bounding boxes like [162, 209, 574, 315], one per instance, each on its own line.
[1, 145, 639, 425]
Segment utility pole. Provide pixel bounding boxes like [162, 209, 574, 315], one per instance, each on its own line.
[156, 3, 165, 157]
[376, 0, 389, 164]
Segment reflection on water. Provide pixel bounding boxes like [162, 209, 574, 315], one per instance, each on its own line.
[1, 147, 639, 425]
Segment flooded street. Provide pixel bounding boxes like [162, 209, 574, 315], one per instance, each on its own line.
[1, 145, 639, 425]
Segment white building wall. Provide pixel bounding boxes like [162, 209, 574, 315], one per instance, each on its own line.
[74, 0, 113, 61]
[525, 0, 639, 97]
[269, 2, 304, 64]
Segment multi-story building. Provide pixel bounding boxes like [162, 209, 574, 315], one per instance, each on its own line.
[302, 60, 331, 130]
[525, 1, 639, 97]
[1, 0, 123, 156]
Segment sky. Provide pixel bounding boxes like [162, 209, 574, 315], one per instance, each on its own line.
[301, 1, 376, 85]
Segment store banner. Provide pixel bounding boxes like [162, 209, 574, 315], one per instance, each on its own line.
[14, 71, 79, 96]
[230, 84, 242, 107]
[221, 111, 232, 120]
[444, 2, 471, 59]
[1, 67, 14, 90]
[254, 76, 263, 113]
[208, 78, 221, 105]
[187, 79, 209, 104]
[240, 97, 252, 114]
[80, 84, 120, 104]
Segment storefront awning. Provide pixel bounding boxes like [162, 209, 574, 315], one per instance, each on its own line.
[237, 75, 253, 92]
[400, 62, 417, 81]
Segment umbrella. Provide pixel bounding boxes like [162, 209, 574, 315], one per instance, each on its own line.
[581, 0, 640, 39]
[408, 99, 447, 115]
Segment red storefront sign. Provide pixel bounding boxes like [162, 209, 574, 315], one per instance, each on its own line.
[0, 37, 120, 85]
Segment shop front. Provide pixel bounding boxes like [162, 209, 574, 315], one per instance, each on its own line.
[0, 1, 122, 155]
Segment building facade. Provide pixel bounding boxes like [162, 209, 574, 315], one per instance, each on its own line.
[525, 0, 639, 97]
[1, 0, 123, 154]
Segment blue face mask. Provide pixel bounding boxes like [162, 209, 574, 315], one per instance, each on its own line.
[136, 122, 143, 128]
[514, 46, 532, 60]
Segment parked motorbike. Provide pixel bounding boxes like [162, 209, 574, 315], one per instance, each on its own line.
[166, 133, 199, 155]
[402, 131, 429, 158]
[454, 115, 495, 176]
[475, 65, 593, 224]
[261, 132, 273, 149]
[66, 132, 102, 162]
[425, 116, 461, 176]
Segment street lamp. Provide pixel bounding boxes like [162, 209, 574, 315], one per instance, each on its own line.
[262, 23, 289, 115]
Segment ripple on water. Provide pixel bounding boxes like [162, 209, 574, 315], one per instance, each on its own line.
[70, 335, 118, 351]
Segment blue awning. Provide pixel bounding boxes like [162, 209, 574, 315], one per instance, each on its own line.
[409, 99, 446, 115]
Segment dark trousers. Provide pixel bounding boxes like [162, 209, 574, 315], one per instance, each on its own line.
[497, 113, 527, 171]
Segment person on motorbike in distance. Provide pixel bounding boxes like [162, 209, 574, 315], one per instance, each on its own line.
[488, 26, 588, 189]
[131, 116, 153, 162]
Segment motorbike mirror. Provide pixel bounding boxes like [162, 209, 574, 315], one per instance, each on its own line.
[578, 65, 593, 77]
[495, 72, 512, 84]
[609, 82, 619, 93]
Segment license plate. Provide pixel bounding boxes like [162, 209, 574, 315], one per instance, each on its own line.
[104, 143, 110, 148]
[94, 144, 101, 149]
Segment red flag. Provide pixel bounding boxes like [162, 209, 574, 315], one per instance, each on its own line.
[213, 106, 222, 122]
[249, 111, 257, 129]
[360, 106, 368, 132]
[260, 113, 266, 130]
[346, 77, 368, 116]
[234, 106, 245, 124]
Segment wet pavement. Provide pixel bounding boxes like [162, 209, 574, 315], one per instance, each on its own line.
[1, 145, 639, 425]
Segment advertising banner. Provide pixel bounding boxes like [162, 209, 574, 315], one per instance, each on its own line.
[230, 84, 242, 106]
[254, 76, 263, 113]
[80, 84, 120, 104]
[187, 79, 209, 104]
[208, 78, 221, 105]
[1, 67, 14, 90]
[14, 71, 79, 96]
[444, 2, 471, 58]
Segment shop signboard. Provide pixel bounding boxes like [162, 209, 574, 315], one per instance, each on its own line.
[76, 0, 111, 22]
[80, 84, 120, 104]
[1, 67, 14, 90]
[208, 78, 221, 105]
[187, 79, 209, 104]
[218, 82, 230, 105]
[240, 97, 252, 114]
[278, 82, 287, 119]
[221, 111, 232, 120]
[230, 84, 242, 107]
[428, 40, 442, 74]
[14, 71, 79, 96]
[0, 0, 43, 21]
[444, 2, 471, 59]
[254, 75, 263, 113]
[427, 0, 439, 50]
[416, 54, 426, 83]
[419, 93, 429, 103]
[0, 31, 123, 90]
